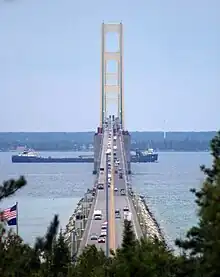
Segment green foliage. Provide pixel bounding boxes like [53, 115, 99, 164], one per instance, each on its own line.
[0, 175, 26, 201]
[74, 244, 109, 277]
[176, 131, 220, 277]
[110, 220, 175, 277]
[121, 219, 136, 250]
[0, 230, 40, 276]
[51, 230, 72, 277]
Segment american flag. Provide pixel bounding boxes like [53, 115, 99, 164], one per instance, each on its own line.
[0, 204, 17, 226]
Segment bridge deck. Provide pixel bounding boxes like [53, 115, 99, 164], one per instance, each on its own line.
[79, 128, 142, 254]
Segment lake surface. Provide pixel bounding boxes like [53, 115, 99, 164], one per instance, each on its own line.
[0, 151, 211, 248]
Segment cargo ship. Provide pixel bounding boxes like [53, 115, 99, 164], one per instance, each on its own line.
[131, 149, 158, 163]
[11, 150, 94, 163]
[12, 149, 158, 163]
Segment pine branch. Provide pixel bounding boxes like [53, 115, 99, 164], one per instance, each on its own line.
[0, 176, 26, 201]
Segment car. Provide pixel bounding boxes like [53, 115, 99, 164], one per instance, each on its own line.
[101, 225, 107, 231]
[90, 234, 98, 240]
[100, 231, 107, 237]
[114, 187, 118, 192]
[115, 213, 121, 219]
[98, 184, 104, 190]
[115, 209, 121, 218]
[123, 206, 129, 212]
[98, 237, 106, 243]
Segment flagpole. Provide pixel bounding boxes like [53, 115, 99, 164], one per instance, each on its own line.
[16, 201, 18, 236]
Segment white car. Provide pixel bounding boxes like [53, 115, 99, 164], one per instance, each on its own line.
[101, 225, 107, 231]
[100, 231, 107, 237]
[90, 234, 98, 240]
[98, 237, 105, 243]
[123, 206, 129, 212]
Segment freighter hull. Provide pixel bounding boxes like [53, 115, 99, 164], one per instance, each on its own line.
[12, 148, 158, 163]
[12, 154, 158, 163]
[11, 156, 94, 163]
[131, 153, 158, 163]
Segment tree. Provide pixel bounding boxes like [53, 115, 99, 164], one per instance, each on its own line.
[176, 131, 220, 277]
[0, 175, 26, 201]
[109, 219, 177, 277]
[0, 230, 40, 277]
[121, 220, 136, 251]
[74, 244, 109, 277]
[35, 214, 62, 277]
[51, 230, 72, 277]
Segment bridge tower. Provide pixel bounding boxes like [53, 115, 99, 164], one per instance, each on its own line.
[100, 22, 124, 129]
[93, 22, 131, 175]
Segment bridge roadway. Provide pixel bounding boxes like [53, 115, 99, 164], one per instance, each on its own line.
[78, 129, 142, 254]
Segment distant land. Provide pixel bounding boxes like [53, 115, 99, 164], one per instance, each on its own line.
[0, 131, 216, 152]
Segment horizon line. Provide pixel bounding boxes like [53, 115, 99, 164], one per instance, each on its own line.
[0, 130, 217, 133]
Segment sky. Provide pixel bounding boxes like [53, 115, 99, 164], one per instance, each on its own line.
[0, 0, 219, 132]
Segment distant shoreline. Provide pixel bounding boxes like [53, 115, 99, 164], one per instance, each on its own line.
[5, 150, 210, 153]
[0, 131, 214, 153]
[0, 131, 216, 133]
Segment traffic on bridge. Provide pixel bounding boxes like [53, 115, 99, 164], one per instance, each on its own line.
[64, 22, 164, 259]
[79, 117, 143, 256]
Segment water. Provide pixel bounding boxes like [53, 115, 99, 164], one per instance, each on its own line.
[0, 151, 211, 248]
[131, 152, 211, 248]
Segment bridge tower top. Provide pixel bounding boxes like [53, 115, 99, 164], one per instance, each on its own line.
[100, 22, 124, 129]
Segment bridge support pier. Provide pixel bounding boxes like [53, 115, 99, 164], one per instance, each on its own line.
[93, 127, 103, 174]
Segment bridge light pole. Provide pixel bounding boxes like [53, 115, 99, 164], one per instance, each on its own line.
[105, 151, 109, 257]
